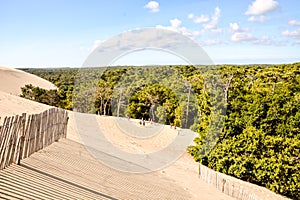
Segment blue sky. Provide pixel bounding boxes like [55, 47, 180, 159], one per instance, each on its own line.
[0, 0, 299, 67]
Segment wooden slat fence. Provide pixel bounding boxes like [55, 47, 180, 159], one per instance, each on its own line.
[0, 108, 68, 170]
[198, 164, 289, 200]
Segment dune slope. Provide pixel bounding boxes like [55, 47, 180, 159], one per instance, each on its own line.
[0, 66, 56, 96]
[0, 66, 235, 200]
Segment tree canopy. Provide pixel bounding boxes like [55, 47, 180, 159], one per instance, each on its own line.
[20, 63, 300, 199]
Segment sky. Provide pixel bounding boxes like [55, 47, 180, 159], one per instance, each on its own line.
[0, 0, 299, 68]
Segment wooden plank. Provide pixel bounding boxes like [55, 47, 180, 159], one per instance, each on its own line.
[27, 114, 36, 157]
[16, 113, 26, 165]
[23, 114, 32, 159]
[51, 108, 55, 143]
[0, 108, 70, 170]
[7, 115, 21, 167]
[52, 108, 56, 143]
[45, 109, 51, 147]
[35, 113, 41, 152]
[63, 110, 68, 138]
[0, 116, 14, 169]
[56, 108, 60, 141]
[0, 117, 10, 169]
[43, 109, 48, 147]
[29, 114, 37, 156]
[38, 112, 43, 151]
[0, 117, 9, 157]
[56, 109, 60, 141]
[40, 110, 46, 150]
[2, 116, 15, 169]
[52, 108, 57, 143]
[10, 116, 22, 165]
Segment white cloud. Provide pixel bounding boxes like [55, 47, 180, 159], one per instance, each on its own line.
[248, 15, 266, 23]
[229, 22, 248, 33]
[288, 19, 300, 26]
[230, 29, 277, 45]
[245, 0, 279, 15]
[79, 39, 105, 53]
[170, 18, 181, 28]
[293, 41, 300, 45]
[282, 29, 300, 39]
[211, 28, 222, 33]
[91, 40, 104, 51]
[230, 23, 240, 32]
[180, 27, 201, 38]
[144, 1, 159, 13]
[188, 13, 194, 19]
[194, 15, 210, 24]
[188, 13, 210, 24]
[201, 39, 222, 46]
[252, 36, 272, 45]
[203, 7, 221, 30]
[231, 32, 254, 42]
[156, 18, 201, 39]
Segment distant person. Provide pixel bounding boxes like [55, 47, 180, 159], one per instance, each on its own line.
[142, 120, 145, 126]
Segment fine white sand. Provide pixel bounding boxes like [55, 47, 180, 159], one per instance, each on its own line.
[0, 65, 234, 200]
[0, 66, 56, 96]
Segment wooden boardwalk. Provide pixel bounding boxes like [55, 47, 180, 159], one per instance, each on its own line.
[0, 139, 233, 200]
[0, 112, 234, 200]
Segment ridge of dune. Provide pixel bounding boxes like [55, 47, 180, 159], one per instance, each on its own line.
[0, 90, 52, 121]
[0, 66, 56, 120]
[0, 66, 56, 96]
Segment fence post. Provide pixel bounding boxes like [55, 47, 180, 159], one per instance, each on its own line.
[1, 108, 69, 170]
[64, 112, 69, 138]
[17, 113, 26, 165]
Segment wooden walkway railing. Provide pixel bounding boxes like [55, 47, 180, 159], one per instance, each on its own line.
[0, 108, 68, 170]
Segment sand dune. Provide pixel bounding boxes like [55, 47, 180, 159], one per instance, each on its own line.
[0, 66, 55, 120]
[0, 90, 52, 120]
[0, 66, 56, 96]
[0, 66, 235, 199]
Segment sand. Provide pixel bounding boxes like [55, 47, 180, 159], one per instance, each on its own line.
[0, 65, 234, 199]
[0, 66, 55, 123]
[0, 66, 56, 96]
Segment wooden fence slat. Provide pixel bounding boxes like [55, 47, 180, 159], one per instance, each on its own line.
[51, 109, 55, 143]
[16, 113, 26, 165]
[53, 108, 57, 143]
[46, 109, 51, 147]
[27, 115, 34, 157]
[6, 115, 21, 168]
[29, 114, 37, 156]
[63, 111, 69, 139]
[0, 117, 10, 158]
[2, 116, 17, 169]
[198, 164, 287, 200]
[0, 117, 8, 141]
[0, 117, 14, 169]
[35, 113, 41, 152]
[40, 111, 46, 150]
[43, 109, 49, 147]
[23, 114, 32, 159]
[0, 108, 68, 170]
[55, 109, 59, 141]
[0, 117, 9, 169]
